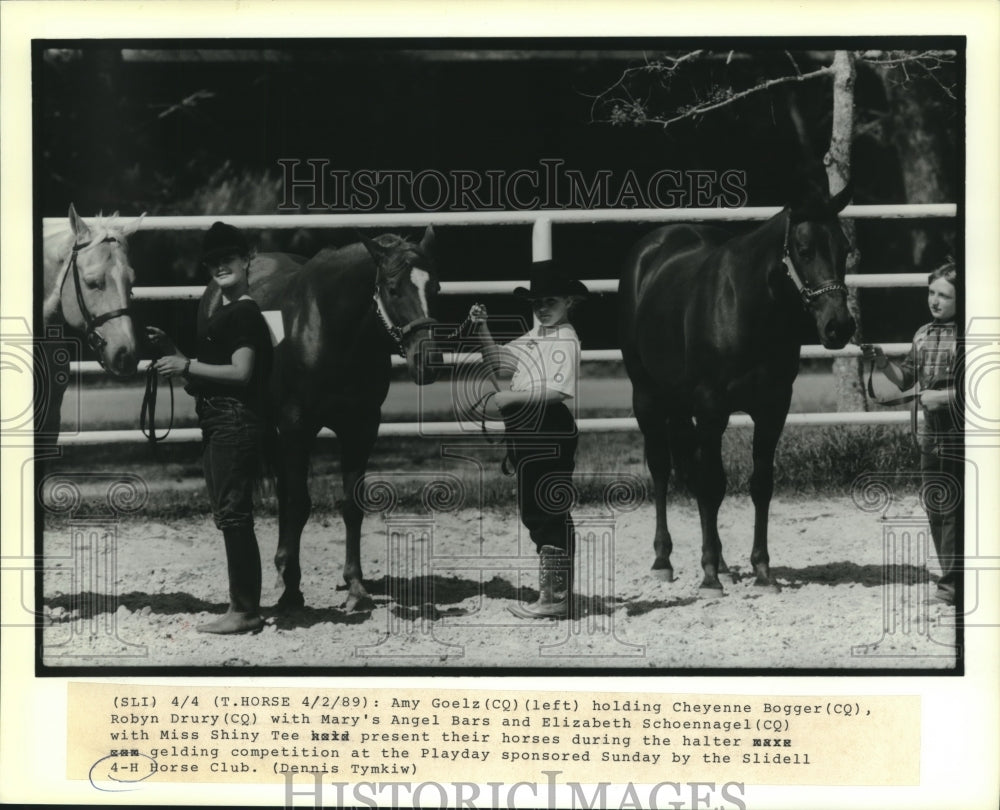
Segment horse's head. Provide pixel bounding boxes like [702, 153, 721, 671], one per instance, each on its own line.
[361, 225, 442, 385]
[50, 204, 143, 377]
[782, 185, 856, 349]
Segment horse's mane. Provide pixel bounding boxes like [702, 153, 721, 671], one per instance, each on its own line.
[44, 213, 132, 266]
[42, 213, 134, 323]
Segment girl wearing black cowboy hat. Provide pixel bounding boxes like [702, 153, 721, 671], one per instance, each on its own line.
[469, 259, 588, 619]
[146, 222, 274, 634]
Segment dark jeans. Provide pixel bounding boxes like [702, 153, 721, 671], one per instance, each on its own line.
[197, 396, 265, 612]
[920, 447, 963, 600]
[503, 400, 578, 555]
[197, 396, 265, 529]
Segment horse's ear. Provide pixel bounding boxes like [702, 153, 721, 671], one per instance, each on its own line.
[418, 224, 435, 254]
[827, 181, 853, 215]
[123, 212, 146, 237]
[68, 203, 90, 240]
[357, 231, 390, 265]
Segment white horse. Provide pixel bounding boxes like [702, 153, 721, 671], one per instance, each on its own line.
[38, 204, 144, 441]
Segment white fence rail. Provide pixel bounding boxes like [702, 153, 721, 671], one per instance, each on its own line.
[70, 344, 914, 376]
[51, 203, 953, 440]
[43, 202, 955, 232]
[106, 272, 930, 306]
[57, 411, 916, 446]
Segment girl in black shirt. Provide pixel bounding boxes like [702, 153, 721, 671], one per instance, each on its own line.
[148, 222, 273, 633]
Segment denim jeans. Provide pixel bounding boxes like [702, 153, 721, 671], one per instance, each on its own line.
[196, 396, 265, 530]
[920, 448, 962, 600]
[503, 400, 578, 555]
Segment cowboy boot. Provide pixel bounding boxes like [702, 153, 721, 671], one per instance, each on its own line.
[507, 548, 551, 619]
[508, 545, 570, 619]
[198, 526, 265, 634]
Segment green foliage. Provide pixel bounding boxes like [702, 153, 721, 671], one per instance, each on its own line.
[164, 162, 283, 216]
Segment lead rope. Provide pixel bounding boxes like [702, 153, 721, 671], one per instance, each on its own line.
[864, 353, 921, 453]
[139, 354, 175, 444]
[471, 390, 515, 477]
[372, 288, 479, 356]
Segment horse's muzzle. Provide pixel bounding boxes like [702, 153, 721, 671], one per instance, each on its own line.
[95, 319, 139, 377]
[821, 315, 856, 350]
[405, 331, 442, 385]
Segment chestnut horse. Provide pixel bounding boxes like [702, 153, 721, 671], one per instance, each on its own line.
[197, 227, 441, 612]
[38, 204, 142, 443]
[619, 187, 855, 591]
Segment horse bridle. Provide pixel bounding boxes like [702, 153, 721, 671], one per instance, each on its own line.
[371, 285, 439, 358]
[60, 235, 133, 367]
[781, 214, 849, 306]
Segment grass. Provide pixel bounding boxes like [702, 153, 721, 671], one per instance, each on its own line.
[41, 424, 918, 521]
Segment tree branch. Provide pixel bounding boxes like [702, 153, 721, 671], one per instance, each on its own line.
[633, 65, 833, 130]
[588, 49, 955, 131]
[586, 50, 705, 124]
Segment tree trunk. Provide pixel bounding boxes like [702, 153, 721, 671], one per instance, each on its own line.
[824, 50, 867, 411]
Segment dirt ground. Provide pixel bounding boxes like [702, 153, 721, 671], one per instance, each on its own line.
[40, 493, 959, 671]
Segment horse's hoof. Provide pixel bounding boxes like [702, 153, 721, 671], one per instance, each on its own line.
[651, 560, 674, 581]
[699, 578, 725, 593]
[755, 578, 782, 594]
[344, 593, 374, 613]
[276, 591, 305, 613]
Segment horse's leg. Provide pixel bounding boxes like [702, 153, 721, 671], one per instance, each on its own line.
[338, 417, 380, 612]
[748, 399, 790, 590]
[274, 427, 316, 611]
[693, 413, 728, 591]
[633, 383, 674, 579]
[35, 340, 69, 445]
[667, 408, 735, 577]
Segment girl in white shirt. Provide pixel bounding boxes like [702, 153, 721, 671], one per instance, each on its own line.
[471, 260, 588, 619]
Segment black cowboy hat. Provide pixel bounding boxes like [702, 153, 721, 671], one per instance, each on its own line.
[514, 259, 589, 299]
[201, 221, 249, 263]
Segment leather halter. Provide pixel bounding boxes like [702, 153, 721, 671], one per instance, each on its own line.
[372, 285, 437, 358]
[60, 235, 132, 366]
[781, 214, 849, 306]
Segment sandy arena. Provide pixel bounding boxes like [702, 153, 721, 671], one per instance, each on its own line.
[41, 494, 959, 670]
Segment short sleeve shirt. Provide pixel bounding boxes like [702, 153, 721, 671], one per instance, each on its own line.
[898, 320, 958, 392]
[507, 323, 580, 400]
[898, 319, 960, 447]
[188, 298, 274, 416]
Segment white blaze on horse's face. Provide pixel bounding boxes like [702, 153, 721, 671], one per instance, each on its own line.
[410, 267, 431, 318]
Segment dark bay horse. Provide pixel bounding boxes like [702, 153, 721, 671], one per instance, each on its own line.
[38, 204, 142, 442]
[197, 227, 441, 612]
[619, 187, 855, 591]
